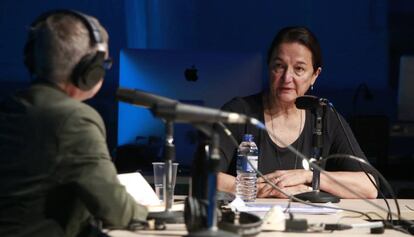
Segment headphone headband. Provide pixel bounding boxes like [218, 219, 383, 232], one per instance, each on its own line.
[30, 9, 104, 47]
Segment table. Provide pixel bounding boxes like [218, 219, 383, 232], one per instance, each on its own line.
[107, 199, 414, 237]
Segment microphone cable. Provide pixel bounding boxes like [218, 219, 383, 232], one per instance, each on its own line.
[255, 113, 414, 234]
[324, 154, 409, 231]
[295, 95, 396, 224]
[216, 120, 414, 235]
[329, 103, 399, 224]
[215, 122, 379, 221]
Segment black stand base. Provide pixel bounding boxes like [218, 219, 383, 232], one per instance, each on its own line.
[147, 210, 184, 224]
[184, 228, 240, 237]
[293, 190, 340, 203]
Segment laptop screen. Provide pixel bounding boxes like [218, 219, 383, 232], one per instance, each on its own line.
[118, 49, 263, 168]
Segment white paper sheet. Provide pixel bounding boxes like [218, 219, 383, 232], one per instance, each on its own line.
[243, 203, 339, 215]
[117, 172, 161, 206]
[229, 197, 340, 215]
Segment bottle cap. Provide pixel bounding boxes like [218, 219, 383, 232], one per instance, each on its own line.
[242, 134, 254, 142]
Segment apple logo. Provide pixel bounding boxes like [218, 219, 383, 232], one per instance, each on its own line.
[184, 65, 198, 82]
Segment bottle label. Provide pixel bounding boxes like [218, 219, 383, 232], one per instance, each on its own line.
[237, 155, 258, 172]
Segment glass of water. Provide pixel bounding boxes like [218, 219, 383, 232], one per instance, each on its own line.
[152, 162, 178, 203]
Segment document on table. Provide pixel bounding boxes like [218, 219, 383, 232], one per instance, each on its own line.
[229, 197, 340, 215]
[242, 203, 339, 214]
[117, 172, 185, 212]
[117, 172, 161, 206]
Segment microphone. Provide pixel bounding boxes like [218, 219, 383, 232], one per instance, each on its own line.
[152, 103, 252, 124]
[116, 87, 176, 108]
[294, 94, 340, 203]
[295, 95, 330, 110]
[116, 87, 259, 125]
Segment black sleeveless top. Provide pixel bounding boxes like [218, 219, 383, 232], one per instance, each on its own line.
[215, 92, 375, 178]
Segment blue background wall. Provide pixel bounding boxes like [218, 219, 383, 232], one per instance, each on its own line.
[122, 0, 394, 122]
[124, 0, 389, 91]
[1, 1, 413, 182]
[0, 0, 392, 148]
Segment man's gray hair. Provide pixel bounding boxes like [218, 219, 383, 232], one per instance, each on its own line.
[30, 12, 108, 84]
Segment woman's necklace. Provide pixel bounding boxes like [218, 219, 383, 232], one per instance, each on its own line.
[268, 110, 303, 169]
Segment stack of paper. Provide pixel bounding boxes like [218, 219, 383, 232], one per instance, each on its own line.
[117, 172, 161, 206]
[229, 197, 340, 215]
[117, 172, 185, 212]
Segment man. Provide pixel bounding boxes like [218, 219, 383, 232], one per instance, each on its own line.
[0, 10, 147, 237]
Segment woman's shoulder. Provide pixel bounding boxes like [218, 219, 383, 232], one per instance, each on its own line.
[303, 103, 350, 137]
[324, 106, 349, 128]
[221, 92, 263, 114]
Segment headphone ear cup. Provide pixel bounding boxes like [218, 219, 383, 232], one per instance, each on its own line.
[72, 51, 105, 91]
[184, 196, 208, 232]
[218, 211, 263, 236]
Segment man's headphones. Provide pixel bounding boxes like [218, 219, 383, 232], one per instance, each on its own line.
[184, 196, 262, 237]
[24, 9, 107, 91]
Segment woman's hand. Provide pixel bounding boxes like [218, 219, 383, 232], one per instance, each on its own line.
[257, 182, 312, 198]
[258, 169, 313, 188]
[257, 169, 313, 198]
[256, 170, 378, 199]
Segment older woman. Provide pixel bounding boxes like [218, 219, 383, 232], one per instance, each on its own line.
[215, 26, 378, 199]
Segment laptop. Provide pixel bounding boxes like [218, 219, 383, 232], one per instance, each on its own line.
[118, 49, 264, 169]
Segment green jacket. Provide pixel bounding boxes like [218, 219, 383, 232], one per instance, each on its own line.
[0, 82, 147, 237]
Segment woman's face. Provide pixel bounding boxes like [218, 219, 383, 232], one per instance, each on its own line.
[268, 42, 321, 105]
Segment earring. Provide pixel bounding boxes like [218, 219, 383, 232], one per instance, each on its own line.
[310, 84, 314, 91]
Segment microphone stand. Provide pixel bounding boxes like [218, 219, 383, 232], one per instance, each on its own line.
[185, 131, 239, 237]
[294, 106, 340, 203]
[148, 120, 183, 223]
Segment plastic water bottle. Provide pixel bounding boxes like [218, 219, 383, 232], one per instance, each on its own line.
[236, 134, 258, 202]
